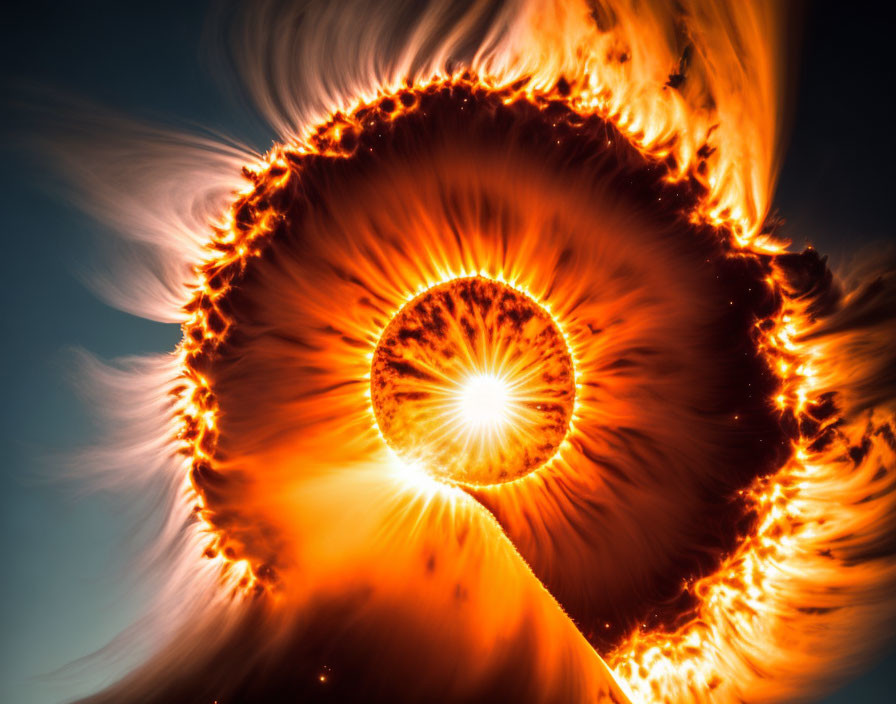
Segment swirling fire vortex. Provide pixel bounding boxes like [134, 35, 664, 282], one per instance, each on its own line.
[167, 74, 894, 704]
[69, 2, 896, 704]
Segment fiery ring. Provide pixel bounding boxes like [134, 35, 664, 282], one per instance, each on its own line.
[71, 2, 896, 703]
[166, 73, 894, 702]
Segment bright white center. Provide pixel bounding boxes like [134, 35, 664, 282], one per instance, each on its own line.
[458, 374, 510, 429]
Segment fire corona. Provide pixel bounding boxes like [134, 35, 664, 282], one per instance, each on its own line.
[63, 2, 896, 704]
[371, 276, 576, 486]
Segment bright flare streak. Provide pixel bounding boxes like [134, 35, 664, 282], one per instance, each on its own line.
[456, 373, 511, 431]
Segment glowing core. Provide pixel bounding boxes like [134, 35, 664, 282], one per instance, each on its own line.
[457, 373, 511, 430]
[370, 276, 575, 486]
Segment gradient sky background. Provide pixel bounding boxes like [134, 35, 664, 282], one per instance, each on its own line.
[1, 1, 893, 702]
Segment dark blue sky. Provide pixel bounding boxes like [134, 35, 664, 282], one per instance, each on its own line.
[1, 2, 893, 702]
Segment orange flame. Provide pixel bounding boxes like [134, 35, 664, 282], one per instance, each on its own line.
[66, 2, 895, 703]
